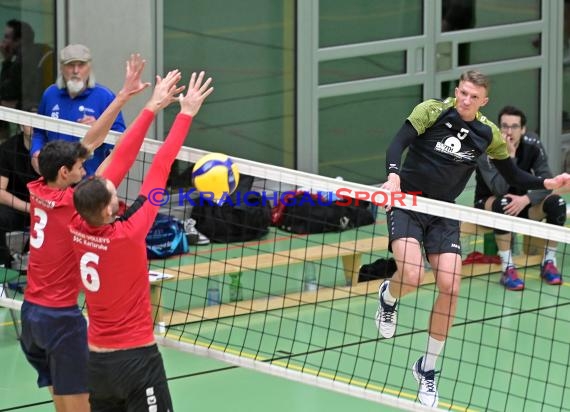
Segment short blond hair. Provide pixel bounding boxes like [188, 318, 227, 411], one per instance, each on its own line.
[459, 70, 490, 91]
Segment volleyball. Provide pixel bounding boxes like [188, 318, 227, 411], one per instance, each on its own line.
[192, 153, 240, 200]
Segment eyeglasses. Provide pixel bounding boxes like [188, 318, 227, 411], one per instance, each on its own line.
[500, 123, 521, 131]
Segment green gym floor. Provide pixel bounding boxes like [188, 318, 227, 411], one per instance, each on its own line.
[1, 190, 570, 411]
[2, 266, 570, 411]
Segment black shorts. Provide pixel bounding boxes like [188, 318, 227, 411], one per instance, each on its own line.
[20, 300, 88, 395]
[387, 207, 461, 255]
[88, 344, 173, 412]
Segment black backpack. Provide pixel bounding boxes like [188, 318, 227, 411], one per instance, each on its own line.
[358, 258, 397, 282]
[191, 175, 272, 243]
[277, 191, 375, 234]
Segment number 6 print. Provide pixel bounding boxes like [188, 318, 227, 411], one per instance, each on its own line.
[80, 252, 101, 292]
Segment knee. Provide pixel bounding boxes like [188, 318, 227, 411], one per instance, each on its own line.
[438, 276, 461, 297]
[400, 262, 423, 288]
[491, 196, 511, 234]
[543, 195, 566, 226]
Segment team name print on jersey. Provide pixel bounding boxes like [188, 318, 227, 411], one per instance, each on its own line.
[434, 127, 477, 161]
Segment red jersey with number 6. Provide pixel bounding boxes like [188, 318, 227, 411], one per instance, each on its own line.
[69, 113, 192, 349]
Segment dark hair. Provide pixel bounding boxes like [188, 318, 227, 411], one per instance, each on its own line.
[6, 19, 34, 43]
[498, 105, 527, 127]
[38, 140, 88, 182]
[73, 176, 112, 226]
[459, 70, 490, 91]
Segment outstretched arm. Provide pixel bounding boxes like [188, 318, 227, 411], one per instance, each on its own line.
[477, 155, 510, 196]
[82, 54, 150, 154]
[140, 71, 213, 196]
[130, 72, 214, 237]
[491, 158, 570, 191]
[30, 98, 48, 174]
[98, 69, 185, 186]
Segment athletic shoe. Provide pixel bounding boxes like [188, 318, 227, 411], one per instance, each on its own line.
[412, 357, 439, 407]
[540, 260, 563, 285]
[500, 266, 524, 291]
[183, 218, 210, 246]
[375, 281, 398, 338]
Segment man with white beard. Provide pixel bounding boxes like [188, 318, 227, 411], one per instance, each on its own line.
[31, 44, 126, 176]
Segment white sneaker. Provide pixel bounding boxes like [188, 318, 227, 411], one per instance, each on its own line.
[375, 281, 398, 338]
[183, 218, 210, 246]
[0, 283, 5, 298]
[412, 357, 439, 407]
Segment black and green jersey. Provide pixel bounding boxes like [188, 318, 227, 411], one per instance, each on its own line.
[400, 98, 509, 202]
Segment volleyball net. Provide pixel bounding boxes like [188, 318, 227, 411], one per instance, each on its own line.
[1, 106, 570, 411]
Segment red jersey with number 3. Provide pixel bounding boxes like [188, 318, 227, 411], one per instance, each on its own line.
[25, 180, 80, 307]
[25, 109, 156, 309]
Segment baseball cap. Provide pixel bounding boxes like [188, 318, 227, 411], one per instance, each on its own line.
[60, 44, 92, 64]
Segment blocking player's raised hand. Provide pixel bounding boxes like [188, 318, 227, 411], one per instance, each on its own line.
[82, 54, 153, 154]
[179, 71, 214, 117]
[118, 53, 151, 98]
[144, 69, 186, 113]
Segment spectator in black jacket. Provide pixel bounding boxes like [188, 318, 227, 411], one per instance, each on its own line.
[475, 105, 566, 290]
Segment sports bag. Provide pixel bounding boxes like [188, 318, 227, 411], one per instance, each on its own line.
[358, 258, 397, 282]
[146, 213, 189, 259]
[191, 191, 272, 243]
[273, 191, 375, 234]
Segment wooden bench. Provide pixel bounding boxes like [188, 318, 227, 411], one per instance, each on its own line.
[149, 236, 389, 325]
[151, 236, 389, 288]
[162, 254, 543, 326]
[460, 222, 548, 255]
[150, 222, 544, 327]
[151, 222, 490, 287]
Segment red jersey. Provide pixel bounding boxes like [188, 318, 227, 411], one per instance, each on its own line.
[25, 109, 156, 308]
[69, 113, 192, 349]
[25, 181, 80, 307]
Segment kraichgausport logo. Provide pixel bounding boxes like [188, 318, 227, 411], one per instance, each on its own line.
[146, 188, 421, 208]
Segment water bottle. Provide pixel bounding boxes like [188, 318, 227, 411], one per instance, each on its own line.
[229, 272, 243, 302]
[206, 285, 220, 306]
[483, 232, 498, 255]
[303, 262, 318, 291]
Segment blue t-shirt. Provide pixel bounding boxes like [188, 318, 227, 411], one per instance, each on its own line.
[31, 84, 126, 176]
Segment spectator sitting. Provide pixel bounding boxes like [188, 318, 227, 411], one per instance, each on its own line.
[474, 105, 566, 290]
[0, 122, 39, 268]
